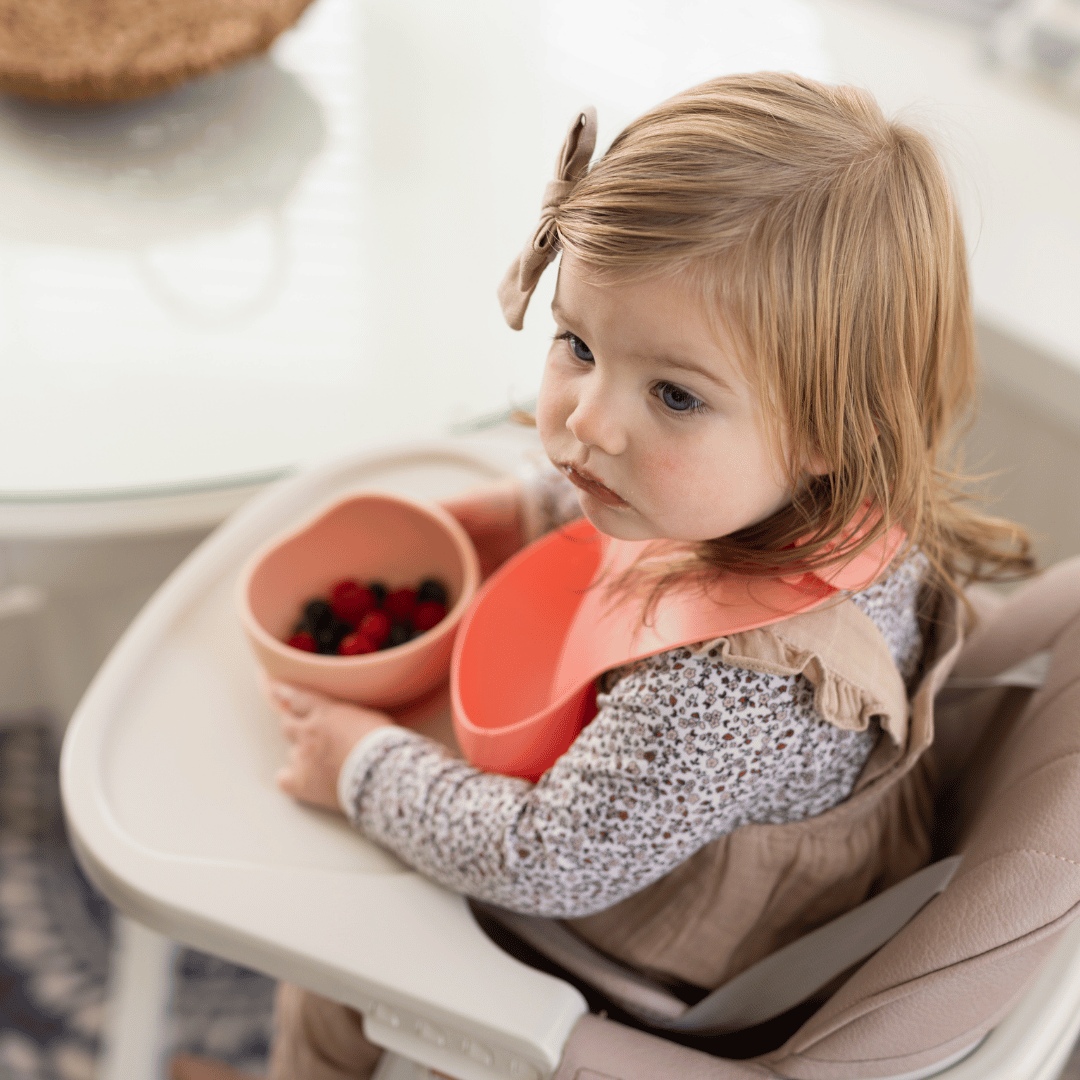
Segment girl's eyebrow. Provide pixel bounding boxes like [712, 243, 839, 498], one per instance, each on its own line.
[551, 302, 574, 325]
[653, 354, 735, 395]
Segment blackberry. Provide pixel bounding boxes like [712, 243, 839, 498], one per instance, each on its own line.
[416, 578, 448, 606]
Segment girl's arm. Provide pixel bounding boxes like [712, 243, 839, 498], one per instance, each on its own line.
[272, 655, 877, 919]
[439, 478, 526, 580]
[439, 468, 583, 579]
[270, 679, 393, 808]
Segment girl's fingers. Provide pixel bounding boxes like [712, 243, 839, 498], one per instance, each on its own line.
[261, 673, 322, 717]
[276, 764, 298, 794]
[279, 714, 309, 741]
[276, 752, 340, 811]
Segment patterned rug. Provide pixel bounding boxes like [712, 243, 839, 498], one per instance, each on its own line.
[0, 722, 274, 1080]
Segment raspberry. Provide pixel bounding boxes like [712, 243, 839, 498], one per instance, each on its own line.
[330, 579, 377, 622]
[359, 609, 391, 646]
[286, 631, 317, 652]
[385, 587, 417, 621]
[412, 600, 446, 633]
[338, 632, 379, 656]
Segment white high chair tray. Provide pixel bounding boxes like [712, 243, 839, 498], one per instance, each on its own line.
[60, 435, 1080, 1080]
[59, 438, 587, 1080]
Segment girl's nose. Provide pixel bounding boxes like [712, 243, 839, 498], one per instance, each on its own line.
[565, 383, 628, 457]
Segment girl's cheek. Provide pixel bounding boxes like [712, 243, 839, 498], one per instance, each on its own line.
[652, 444, 703, 504]
[535, 355, 567, 446]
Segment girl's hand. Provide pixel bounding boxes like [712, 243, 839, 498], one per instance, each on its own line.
[264, 677, 393, 811]
[440, 477, 525, 579]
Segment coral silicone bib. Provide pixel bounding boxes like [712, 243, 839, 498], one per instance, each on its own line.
[451, 518, 904, 782]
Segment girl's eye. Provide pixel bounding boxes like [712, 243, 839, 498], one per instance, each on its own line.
[561, 333, 594, 363]
[657, 382, 704, 413]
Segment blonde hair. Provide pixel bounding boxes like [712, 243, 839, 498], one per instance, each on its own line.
[553, 73, 1033, 596]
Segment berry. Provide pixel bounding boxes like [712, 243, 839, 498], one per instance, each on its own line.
[316, 617, 354, 654]
[358, 609, 391, 646]
[330, 579, 376, 622]
[301, 599, 333, 633]
[385, 621, 412, 649]
[416, 578, 448, 606]
[285, 573, 447, 654]
[412, 600, 446, 633]
[286, 631, 317, 652]
[338, 632, 379, 656]
[385, 587, 417, 621]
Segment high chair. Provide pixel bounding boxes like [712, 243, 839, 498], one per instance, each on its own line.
[60, 436, 1080, 1080]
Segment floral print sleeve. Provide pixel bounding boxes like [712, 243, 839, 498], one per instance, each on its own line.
[342, 553, 928, 919]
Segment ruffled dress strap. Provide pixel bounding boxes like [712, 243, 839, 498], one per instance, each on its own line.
[709, 598, 909, 747]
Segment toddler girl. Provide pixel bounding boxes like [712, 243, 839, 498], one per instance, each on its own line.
[174, 72, 1032, 1080]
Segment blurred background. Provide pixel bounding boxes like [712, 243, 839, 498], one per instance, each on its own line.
[0, 0, 1076, 1077]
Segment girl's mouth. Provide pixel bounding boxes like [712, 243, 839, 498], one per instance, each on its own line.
[558, 463, 630, 508]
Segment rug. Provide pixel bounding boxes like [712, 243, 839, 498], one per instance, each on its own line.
[0, 722, 274, 1080]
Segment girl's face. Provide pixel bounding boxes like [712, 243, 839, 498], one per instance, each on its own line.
[537, 255, 802, 543]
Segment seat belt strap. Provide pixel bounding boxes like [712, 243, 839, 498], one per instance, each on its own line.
[475, 855, 962, 1035]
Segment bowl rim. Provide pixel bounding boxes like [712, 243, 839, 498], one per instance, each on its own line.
[236, 487, 481, 665]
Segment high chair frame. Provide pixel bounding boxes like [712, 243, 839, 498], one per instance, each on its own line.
[60, 436, 1080, 1080]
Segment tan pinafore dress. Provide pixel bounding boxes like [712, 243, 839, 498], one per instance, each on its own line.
[564, 591, 950, 991]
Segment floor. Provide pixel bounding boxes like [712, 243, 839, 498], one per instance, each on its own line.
[966, 323, 1080, 570]
[1063, 1040, 1080, 1079]
[966, 395, 1080, 572]
[0, 720, 275, 1080]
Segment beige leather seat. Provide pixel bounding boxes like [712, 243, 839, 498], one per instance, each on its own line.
[546, 557, 1080, 1080]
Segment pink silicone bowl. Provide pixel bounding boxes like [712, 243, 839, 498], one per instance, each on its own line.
[237, 490, 480, 709]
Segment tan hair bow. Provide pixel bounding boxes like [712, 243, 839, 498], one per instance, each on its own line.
[497, 107, 597, 330]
